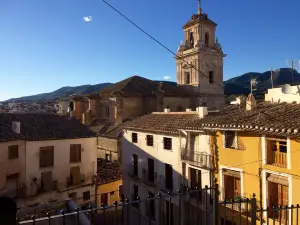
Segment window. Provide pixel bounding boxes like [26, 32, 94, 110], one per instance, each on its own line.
[41, 171, 54, 192]
[165, 163, 173, 191]
[184, 72, 191, 84]
[110, 191, 115, 195]
[267, 174, 289, 222]
[132, 133, 138, 143]
[224, 131, 237, 149]
[148, 158, 155, 183]
[146, 135, 154, 146]
[119, 185, 123, 198]
[106, 106, 110, 117]
[205, 32, 209, 45]
[105, 153, 111, 162]
[83, 191, 90, 201]
[223, 170, 241, 201]
[147, 192, 155, 219]
[70, 144, 81, 163]
[190, 168, 202, 199]
[163, 137, 172, 150]
[101, 193, 108, 206]
[132, 154, 138, 177]
[70, 166, 81, 185]
[189, 32, 194, 48]
[132, 184, 139, 208]
[8, 145, 18, 159]
[209, 71, 214, 84]
[40, 146, 54, 168]
[266, 138, 287, 167]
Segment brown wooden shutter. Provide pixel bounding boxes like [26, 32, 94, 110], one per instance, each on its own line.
[76, 144, 81, 162]
[234, 178, 241, 197]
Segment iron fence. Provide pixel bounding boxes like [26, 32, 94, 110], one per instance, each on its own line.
[16, 183, 300, 225]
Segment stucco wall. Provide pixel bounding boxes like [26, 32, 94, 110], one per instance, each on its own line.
[97, 137, 120, 162]
[97, 179, 122, 207]
[122, 130, 181, 205]
[163, 97, 192, 112]
[23, 137, 97, 205]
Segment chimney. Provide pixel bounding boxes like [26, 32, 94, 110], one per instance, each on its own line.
[246, 94, 256, 111]
[198, 106, 208, 118]
[12, 121, 21, 134]
[186, 108, 192, 112]
[164, 108, 170, 113]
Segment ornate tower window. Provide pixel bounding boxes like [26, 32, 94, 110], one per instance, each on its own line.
[205, 32, 209, 46]
[189, 32, 194, 48]
[184, 72, 191, 84]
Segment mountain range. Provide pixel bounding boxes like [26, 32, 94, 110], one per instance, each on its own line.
[3, 68, 299, 102]
[224, 68, 300, 98]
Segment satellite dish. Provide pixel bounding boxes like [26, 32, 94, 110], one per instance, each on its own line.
[281, 84, 292, 94]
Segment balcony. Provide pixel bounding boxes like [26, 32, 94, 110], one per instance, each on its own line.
[267, 151, 287, 168]
[141, 169, 157, 186]
[181, 149, 213, 170]
[127, 164, 139, 179]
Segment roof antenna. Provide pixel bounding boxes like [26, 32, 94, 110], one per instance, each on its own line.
[198, 0, 202, 14]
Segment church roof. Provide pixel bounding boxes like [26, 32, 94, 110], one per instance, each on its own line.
[183, 13, 217, 29]
[96, 75, 198, 97]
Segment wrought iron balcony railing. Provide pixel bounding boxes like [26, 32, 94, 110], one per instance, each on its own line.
[181, 149, 213, 169]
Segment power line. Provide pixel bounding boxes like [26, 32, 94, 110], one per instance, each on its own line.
[101, 0, 274, 120]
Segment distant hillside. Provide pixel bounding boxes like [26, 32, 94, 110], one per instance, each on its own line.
[224, 68, 300, 97]
[5, 83, 112, 102]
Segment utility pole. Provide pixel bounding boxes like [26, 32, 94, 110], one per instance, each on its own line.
[286, 60, 300, 84]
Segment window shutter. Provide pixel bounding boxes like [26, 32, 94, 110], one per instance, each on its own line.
[234, 132, 238, 149]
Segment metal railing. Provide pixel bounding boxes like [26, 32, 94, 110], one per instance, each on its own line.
[181, 149, 213, 169]
[15, 183, 300, 225]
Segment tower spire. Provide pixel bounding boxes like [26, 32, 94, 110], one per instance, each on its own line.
[198, 0, 202, 14]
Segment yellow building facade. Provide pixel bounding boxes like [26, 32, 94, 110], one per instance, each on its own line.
[97, 179, 123, 207]
[194, 101, 300, 225]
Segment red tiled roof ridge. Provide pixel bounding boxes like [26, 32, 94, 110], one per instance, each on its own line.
[152, 112, 198, 115]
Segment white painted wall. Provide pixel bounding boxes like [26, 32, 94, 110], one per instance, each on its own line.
[265, 85, 300, 104]
[22, 137, 97, 207]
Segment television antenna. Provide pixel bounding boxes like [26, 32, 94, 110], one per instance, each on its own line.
[250, 78, 257, 94]
[286, 60, 300, 84]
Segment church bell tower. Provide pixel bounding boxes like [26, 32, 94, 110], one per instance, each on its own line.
[175, 0, 226, 109]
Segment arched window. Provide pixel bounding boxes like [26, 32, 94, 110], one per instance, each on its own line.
[189, 32, 194, 48]
[205, 32, 209, 46]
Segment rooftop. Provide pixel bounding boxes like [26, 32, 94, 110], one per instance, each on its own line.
[89, 75, 198, 98]
[123, 102, 300, 137]
[96, 159, 122, 185]
[0, 113, 97, 142]
[122, 112, 200, 135]
[183, 13, 217, 29]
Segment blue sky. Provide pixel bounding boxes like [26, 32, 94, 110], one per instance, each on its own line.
[1, 0, 300, 101]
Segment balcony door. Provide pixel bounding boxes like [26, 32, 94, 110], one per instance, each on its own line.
[148, 158, 154, 183]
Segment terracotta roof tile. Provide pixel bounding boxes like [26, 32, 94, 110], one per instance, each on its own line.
[0, 113, 97, 142]
[97, 76, 197, 97]
[96, 159, 122, 185]
[184, 102, 300, 136]
[122, 112, 200, 135]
